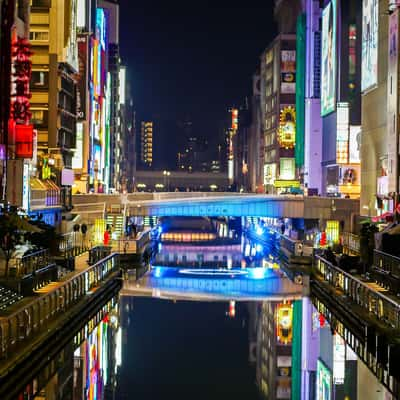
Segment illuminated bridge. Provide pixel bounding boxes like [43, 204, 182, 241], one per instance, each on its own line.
[73, 192, 359, 219]
[120, 266, 305, 301]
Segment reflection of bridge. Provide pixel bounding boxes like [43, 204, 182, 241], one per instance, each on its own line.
[73, 192, 359, 219]
[121, 266, 305, 301]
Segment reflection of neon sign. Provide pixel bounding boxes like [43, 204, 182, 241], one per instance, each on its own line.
[278, 107, 296, 149]
[276, 302, 293, 345]
[231, 109, 238, 131]
[317, 359, 332, 400]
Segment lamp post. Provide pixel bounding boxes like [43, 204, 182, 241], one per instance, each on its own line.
[163, 170, 170, 192]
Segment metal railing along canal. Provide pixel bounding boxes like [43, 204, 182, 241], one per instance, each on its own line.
[0, 253, 119, 359]
[315, 255, 400, 329]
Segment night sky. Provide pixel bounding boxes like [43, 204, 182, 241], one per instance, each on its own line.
[119, 1, 277, 169]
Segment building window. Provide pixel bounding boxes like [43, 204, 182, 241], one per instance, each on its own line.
[31, 109, 48, 128]
[31, 70, 49, 88]
[29, 30, 49, 42]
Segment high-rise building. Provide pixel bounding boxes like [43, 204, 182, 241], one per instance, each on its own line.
[318, 0, 362, 199]
[140, 121, 153, 168]
[260, 34, 298, 194]
[28, 0, 79, 223]
[0, 0, 34, 214]
[303, 0, 323, 195]
[248, 71, 264, 193]
[361, 0, 397, 216]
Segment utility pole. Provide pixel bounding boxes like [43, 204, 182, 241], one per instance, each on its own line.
[0, 0, 15, 205]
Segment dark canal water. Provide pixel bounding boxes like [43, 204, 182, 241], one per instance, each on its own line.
[13, 225, 392, 400]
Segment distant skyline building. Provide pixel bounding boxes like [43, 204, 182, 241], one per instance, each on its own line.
[140, 121, 153, 168]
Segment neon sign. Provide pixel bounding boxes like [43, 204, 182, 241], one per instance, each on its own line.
[10, 35, 33, 158]
[278, 106, 296, 149]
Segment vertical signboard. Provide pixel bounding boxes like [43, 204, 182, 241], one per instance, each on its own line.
[281, 50, 296, 94]
[361, 0, 379, 92]
[77, 34, 88, 120]
[387, 9, 399, 195]
[321, 0, 337, 116]
[336, 103, 349, 164]
[349, 126, 361, 164]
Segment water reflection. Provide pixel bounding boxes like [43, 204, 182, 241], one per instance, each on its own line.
[12, 229, 395, 400]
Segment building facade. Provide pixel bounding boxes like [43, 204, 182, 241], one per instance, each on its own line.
[140, 121, 153, 168]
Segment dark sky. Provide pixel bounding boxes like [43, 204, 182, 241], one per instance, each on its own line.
[119, 1, 277, 168]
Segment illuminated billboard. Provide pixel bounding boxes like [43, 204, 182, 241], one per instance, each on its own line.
[349, 126, 361, 163]
[336, 103, 349, 164]
[281, 50, 296, 94]
[278, 106, 296, 149]
[77, 34, 88, 120]
[361, 0, 379, 92]
[333, 333, 345, 384]
[317, 359, 332, 400]
[321, 0, 337, 116]
[280, 158, 295, 180]
[276, 302, 293, 345]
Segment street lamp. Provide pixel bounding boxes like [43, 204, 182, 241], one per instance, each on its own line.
[163, 170, 170, 192]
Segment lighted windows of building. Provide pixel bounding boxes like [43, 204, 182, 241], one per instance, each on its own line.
[29, 30, 49, 42]
[31, 70, 49, 88]
[326, 220, 340, 243]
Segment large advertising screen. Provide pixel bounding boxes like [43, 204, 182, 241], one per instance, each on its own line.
[317, 359, 332, 400]
[361, 0, 379, 92]
[321, 0, 337, 116]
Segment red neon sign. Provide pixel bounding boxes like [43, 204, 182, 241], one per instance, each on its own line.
[11, 37, 32, 124]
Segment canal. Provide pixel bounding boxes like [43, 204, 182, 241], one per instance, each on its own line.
[10, 218, 394, 400]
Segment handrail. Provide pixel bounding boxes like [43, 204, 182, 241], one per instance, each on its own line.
[15, 249, 51, 276]
[6, 253, 119, 320]
[373, 250, 400, 276]
[0, 253, 120, 359]
[315, 255, 400, 328]
[342, 232, 360, 254]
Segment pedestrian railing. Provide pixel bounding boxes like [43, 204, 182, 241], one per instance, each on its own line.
[373, 250, 400, 278]
[342, 232, 360, 255]
[315, 255, 400, 329]
[59, 232, 90, 257]
[0, 253, 119, 359]
[112, 229, 151, 255]
[14, 249, 51, 277]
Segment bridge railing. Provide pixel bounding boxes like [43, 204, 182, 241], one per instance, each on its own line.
[0, 253, 119, 360]
[111, 229, 152, 255]
[14, 249, 51, 277]
[373, 250, 400, 277]
[59, 232, 90, 257]
[342, 232, 360, 255]
[315, 255, 400, 329]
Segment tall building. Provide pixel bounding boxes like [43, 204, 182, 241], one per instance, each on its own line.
[28, 0, 79, 223]
[318, 0, 362, 199]
[99, 0, 121, 192]
[0, 0, 34, 213]
[303, 0, 323, 195]
[119, 68, 136, 193]
[260, 34, 298, 194]
[361, 0, 397, 216]
[248, 71, 264, 193]
[140, 121, 153, 168]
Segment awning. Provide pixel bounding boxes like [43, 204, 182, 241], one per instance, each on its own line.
[30, 178, 47, 191]
[44, 179, 60, 191]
